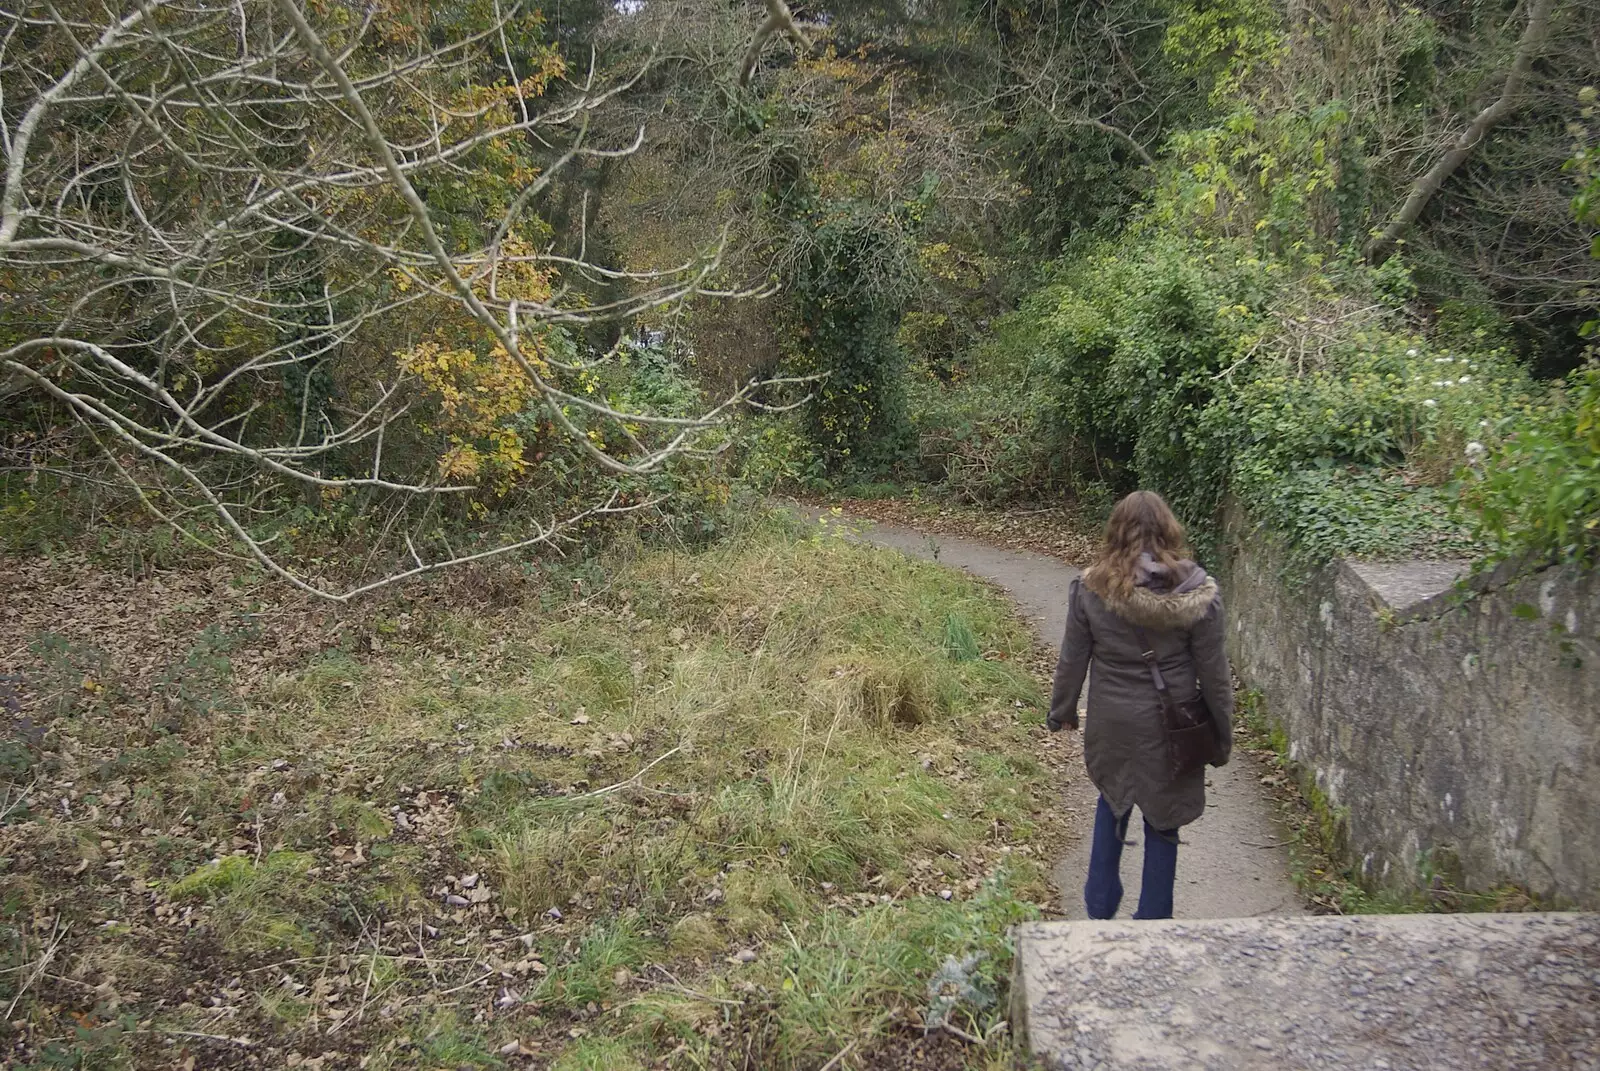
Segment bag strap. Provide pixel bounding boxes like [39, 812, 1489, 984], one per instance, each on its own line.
[1131, 624, 1179, 719]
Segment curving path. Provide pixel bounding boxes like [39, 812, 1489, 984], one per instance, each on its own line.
[811, 506, 1305, 920]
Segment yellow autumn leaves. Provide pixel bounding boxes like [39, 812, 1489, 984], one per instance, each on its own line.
[394, 232, 563, 496]
[399, 337, 555, 495]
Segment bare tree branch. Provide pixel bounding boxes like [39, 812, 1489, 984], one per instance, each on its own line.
[1364, 0, 1556, 266]
[0, 0, 774, 600]
[1054, 114, 1154, 166]
[738, 0, 811, 88]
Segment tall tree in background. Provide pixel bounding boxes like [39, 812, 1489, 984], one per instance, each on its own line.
[1364, 0, 1556, 265]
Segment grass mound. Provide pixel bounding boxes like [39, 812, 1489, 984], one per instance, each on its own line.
[0, 517, 1067, 1069]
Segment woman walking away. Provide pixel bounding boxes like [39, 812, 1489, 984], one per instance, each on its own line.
[1046, 491, 1233, 920]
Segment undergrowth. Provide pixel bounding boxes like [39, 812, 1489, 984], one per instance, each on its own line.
[0, 515, 1063, 1069]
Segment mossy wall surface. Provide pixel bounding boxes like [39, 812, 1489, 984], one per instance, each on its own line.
[1223, 516, 1600, 908]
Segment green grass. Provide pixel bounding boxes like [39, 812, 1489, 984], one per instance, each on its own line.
[2, 515, 1066, 1068]
[167, 850, 332, 954]
[551, 1037, 648, 1071]
[943, 613, 982, 662]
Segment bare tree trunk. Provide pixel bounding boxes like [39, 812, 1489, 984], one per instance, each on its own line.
[739, 0, 811, 87]
[1363, 0, 1555, 265]
[1063, 117, 1156, 167]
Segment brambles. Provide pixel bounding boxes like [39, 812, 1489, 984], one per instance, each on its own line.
[26, 634, 118, 722]
[153, 623, 256, 728]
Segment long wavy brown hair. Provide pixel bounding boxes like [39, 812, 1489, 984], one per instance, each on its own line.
[1084, 491, 1193, 602]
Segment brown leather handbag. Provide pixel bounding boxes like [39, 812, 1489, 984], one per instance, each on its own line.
[1132, 626, 1220, 780]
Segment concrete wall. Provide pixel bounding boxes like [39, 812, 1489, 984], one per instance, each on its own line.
[1224, 529, 1600, 908]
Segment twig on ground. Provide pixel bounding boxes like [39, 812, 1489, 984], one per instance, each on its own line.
[415, 926, 441, 987]
[0, 780, 36, 824]
[438, 969, 496, 996]
[562, 744, 684, 802]
[940, 1020, 986, 1045]
[329, 910, 382, 1035]
[242, 951, 474, 975]
[819, 1009, 900, 1068]
[5, 916, 67, 1019]
[818, 1038, 859, 1071]
[157, 1029, 257, 1048]
[646, 964, 746, 1008]
[931, 1013, 1006, 1046]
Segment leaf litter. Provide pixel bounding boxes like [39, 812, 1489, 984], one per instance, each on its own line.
[0, 526, 1082, 1068]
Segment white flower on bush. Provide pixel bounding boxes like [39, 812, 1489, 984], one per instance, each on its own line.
[1408, 348, 1419, 356]
[1465, 441, 1487, 464]
[1458, 375, 1470, 383]
[1423, 398, 1438, 408]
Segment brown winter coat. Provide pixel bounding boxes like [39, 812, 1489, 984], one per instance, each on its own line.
[1047, 561, 1234, 830]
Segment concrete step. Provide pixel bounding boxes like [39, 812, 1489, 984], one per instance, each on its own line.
[1011, 913, 1600, 1070]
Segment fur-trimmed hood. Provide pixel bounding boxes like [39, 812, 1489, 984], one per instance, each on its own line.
[1050, 550, 1236, 829]
[1083, 561, 1220, 630]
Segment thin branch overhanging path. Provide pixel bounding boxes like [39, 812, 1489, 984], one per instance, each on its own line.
[739, 0, 811, 87]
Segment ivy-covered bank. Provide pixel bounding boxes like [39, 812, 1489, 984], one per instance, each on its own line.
[760, 7, 1600, 579]
[907, 228, 1598, 574]
[866, 66, 1598, 578]
[912, 232, 1567, 571]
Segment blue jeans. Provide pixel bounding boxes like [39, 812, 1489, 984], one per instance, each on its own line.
[1084, 795, 1180, 920]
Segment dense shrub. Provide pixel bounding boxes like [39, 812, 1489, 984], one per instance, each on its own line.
[1462, 367, 1600, 566]
[1454, 91, 1600, 567]
[786, 203, 923, 476]
[910, 231, 1544, 568]
[882, 36, 1598, 572]
[905, 377, 1060, 504]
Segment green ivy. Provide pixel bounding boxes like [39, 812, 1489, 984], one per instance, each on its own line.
[1162, 0, 1286, 105]
[788, 198, 925, 475]
[944, 231, 1539, 570]
[1238, 467, 1474, 577]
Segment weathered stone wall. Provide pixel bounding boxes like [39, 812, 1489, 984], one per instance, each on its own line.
[1223, 528, 1600, 908]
